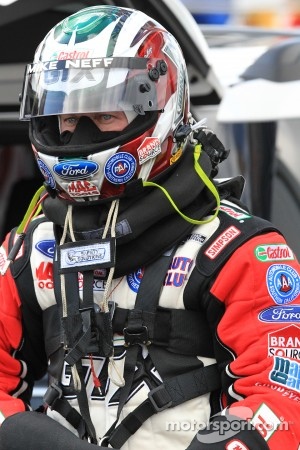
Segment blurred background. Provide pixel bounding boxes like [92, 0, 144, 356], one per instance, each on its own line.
[0, 0, 299, 253]
[181, 0, 300, 259]
[182, 0, 300, 27]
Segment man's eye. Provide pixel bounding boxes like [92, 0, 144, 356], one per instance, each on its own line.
[101, 114, 113, 121]
[65, 117, 78, 125]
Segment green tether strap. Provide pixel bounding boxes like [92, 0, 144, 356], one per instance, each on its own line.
[143, 144, 220, 225]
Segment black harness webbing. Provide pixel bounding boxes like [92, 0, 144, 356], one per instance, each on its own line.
[103, 248, 221, 448]
[109, 363, 220, 448]
[49, 253, 98, 443]
[43, 384, 86, 436]
[103, 248, 177, 446]
[112, 306, 214, 356]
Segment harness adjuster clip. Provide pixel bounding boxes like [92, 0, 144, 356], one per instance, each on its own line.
[43, 382, 63, 409]
[123, 325, 151, 347]
[148, 384, 172, 412]
[99, 435, 110, 447]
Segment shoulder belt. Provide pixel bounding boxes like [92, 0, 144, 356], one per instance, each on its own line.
[184, 208, 280, 306]
[197, 208, 280, 278]
[9, 216, 49, 279]
[8, 216, 49, 381]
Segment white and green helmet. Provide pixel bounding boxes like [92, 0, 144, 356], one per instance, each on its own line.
[20, 5, 190, 201]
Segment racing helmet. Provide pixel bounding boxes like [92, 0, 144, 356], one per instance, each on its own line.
[20, 5, 190, 201]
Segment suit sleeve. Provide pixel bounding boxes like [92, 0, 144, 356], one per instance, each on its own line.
[210, 230, 300, 449]
[0, 235, 27, 422]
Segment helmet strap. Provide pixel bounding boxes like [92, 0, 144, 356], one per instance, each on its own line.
[143, 144, 220, 225]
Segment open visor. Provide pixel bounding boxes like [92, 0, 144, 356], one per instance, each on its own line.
[20, 57, 169, 120]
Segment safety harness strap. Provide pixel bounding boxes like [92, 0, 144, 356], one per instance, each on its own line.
[50, 232, 98, 443]
[103, 248, 177, 446]
[43, 382, 86, 439]
[108, 363, 221, 448]
[75, 360, 97, 442]
[113, 307, 214, 356]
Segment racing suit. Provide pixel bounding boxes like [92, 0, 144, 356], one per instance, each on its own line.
[0, 181, 299, 449]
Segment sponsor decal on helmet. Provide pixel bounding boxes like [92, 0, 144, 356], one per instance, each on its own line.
[35, 240, 56, 258]
[37, 159, 56, 189]
[127, 268, 144, 292]
[67, 180, 100, 197]
[259, 305, 300, 323]
[204, 226, 241, 260]
[104, 152, 136, 184]
[270, 355, 300, 392]
[55, 49, 91, 60]
[255, 244, 294, 262]
[28, 58, 114, 74]
[268, 325, 300, 360]
[266, 264, 300, 305]
[54, 160, 99, 180]
[137, 137, 161, 165]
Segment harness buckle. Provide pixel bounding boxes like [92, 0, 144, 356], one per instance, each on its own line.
[123, 325, 151, 347]
[43, 382, 63, 408]
[148, 384, 172, 412]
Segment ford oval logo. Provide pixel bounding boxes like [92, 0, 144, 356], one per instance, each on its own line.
[259, 305, 300, 323]
[53, 160, 99, 180]
[35, 240, 56, 259]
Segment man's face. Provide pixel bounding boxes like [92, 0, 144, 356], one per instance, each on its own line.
[59, 111, 129, 133]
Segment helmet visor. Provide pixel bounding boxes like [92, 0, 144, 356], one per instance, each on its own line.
[20, 57, 169, 120]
